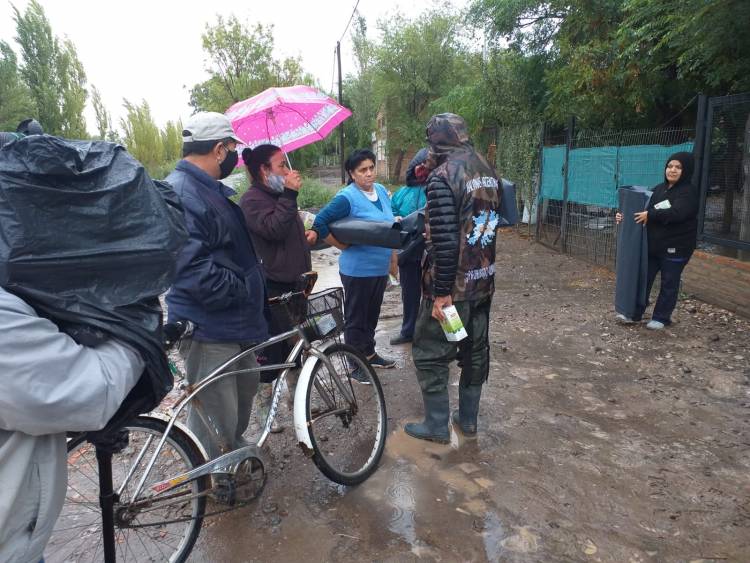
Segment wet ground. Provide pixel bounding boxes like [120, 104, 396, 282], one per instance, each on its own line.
[186, 231, 749, 562]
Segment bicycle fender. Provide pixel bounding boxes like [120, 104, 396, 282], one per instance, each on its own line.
[141, 413, 210, 463]
[293, 341, 337, 454]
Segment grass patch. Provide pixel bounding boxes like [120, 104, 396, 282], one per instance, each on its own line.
[298, 177, 337, 210]
[226, 172, 335, 209]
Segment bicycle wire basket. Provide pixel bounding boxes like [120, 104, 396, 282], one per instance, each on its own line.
[270, 287, 345, 342]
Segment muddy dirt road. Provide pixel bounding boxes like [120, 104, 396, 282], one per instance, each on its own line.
[189, 230, 749, 563]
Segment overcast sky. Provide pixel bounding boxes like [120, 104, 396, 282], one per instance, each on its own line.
[0, 0, 470, 131]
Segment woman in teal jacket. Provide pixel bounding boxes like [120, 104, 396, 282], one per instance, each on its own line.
[389, 149, 429, 345]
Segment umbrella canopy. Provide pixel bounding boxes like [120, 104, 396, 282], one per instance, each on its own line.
[225, 85, 351, 153]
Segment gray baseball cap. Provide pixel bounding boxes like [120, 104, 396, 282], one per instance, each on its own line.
[182, 112, 242, 144]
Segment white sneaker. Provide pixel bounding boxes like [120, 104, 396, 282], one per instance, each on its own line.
[616, 313, 635, 323]
[646, 320, 665, 330]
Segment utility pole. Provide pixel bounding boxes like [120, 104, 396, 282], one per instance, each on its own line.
[336, 41, 345, 185]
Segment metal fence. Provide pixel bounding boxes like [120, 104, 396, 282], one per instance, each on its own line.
[535, 123, 695, 266]
[497, 94, 750, 266]
[698, 93, 750, 259]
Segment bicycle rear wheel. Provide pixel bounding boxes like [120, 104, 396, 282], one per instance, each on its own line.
[305, 343, 387, 485]
[47, 416, 207, 563]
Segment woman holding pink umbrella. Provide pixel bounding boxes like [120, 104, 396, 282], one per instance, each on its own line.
[240, 144, 317, 430]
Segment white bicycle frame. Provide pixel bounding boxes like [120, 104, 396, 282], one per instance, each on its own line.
[129, 322, 354, 502]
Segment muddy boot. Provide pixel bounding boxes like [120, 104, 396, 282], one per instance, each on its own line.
[405, 390, 450, 444]
[451, 384, 482, 437]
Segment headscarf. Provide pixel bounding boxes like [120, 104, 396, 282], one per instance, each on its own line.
[664, 151, 694, 187]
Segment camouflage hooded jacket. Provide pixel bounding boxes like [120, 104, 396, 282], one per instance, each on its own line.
[422, 114, 500, 301]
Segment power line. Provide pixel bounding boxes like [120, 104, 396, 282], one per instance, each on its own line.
[338, 0, 361, 44]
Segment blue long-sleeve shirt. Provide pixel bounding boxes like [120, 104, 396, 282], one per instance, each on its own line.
[313, 193, 383, 238]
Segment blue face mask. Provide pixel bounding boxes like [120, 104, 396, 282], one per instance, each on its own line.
[266, 173, 285, 193]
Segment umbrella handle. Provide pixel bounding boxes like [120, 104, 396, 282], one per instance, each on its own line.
[284, 151, 292, 169]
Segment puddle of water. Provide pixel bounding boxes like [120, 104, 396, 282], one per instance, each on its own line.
[311, 247, 343, 291]
[483, 511, 505, 562]
[386, 460, 418, 548]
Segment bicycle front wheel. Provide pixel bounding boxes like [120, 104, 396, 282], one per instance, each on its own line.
[47, 416, 208, 563]
[305, 343, 387, 485]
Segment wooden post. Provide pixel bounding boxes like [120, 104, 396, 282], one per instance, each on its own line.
[337, 42, 345, 185]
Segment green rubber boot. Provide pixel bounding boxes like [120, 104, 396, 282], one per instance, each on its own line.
[451, 384, 482, 437]
[405, 390, 450, 444]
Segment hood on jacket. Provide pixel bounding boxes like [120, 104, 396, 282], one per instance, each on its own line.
[405, 148, 429, 186]
[664, 151, 694, 186]
[425, 113, 472, 167]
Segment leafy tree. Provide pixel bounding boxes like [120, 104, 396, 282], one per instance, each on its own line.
[342, 16, 377, 150]
[120, 100, 165, 175]
[0, 40, 34, 131]
[57, 38, 88, 138]
[12, 0, 88, 136]
[541, 0, 660, 128]
[373, 8, 472, 177]
[13, 0, 61, 133]
[161, 120, 183, 163]
[470, 0, 569, 54]
[620, 0, 750, 95]
[189, 17, 315, 113]
[91, 84, 119, 141]
[471, 0, 750, 128]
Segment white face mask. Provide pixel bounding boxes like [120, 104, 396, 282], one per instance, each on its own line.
[266, 173, 285, 193]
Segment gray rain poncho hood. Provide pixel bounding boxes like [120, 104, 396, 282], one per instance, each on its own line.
[425, 113, 473, 168]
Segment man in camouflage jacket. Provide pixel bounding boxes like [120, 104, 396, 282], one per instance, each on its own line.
[406, 113, 501, 444]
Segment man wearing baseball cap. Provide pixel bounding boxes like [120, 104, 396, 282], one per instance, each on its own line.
[165, 112, 268, 461]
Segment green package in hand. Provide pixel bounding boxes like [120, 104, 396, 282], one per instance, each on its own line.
[440, 305, 467, 342]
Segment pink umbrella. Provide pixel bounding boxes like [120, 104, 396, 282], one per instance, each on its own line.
[225, 85, 351, 156]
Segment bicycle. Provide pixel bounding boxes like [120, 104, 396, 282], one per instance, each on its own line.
[47, 280, 388, 562]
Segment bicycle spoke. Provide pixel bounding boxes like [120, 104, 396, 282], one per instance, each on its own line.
[91, 534, 101, 563]
[117, 528, 128, 563]
[133, 525, 159, 561]
[69, 462, 101, 490]
[52, 521, 105, 532]
[64, 482, 101, 510]
[50, 418, 206, 563]
[306, 345, 386, 485]
[47, 524, 96, 560]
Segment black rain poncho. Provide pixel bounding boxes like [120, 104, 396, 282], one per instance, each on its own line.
[0, 135, 188, 434]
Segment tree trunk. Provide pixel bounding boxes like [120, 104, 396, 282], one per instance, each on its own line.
[392, 149, 406, 183]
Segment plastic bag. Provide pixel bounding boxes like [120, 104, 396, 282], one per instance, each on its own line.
[500, 179, 519, 226]
[0, 135, 188, 434]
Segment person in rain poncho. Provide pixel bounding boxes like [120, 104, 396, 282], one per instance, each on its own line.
[406, 113, 501, 444]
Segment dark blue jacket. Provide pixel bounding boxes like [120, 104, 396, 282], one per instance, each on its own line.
[165, 160, 268, 342]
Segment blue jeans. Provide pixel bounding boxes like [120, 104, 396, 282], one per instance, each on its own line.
[635, 254, 690, 324]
